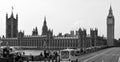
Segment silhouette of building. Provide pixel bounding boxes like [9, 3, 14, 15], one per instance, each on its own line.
[6, 8, 18, 38]
[107, 6, 115, 46]
[0, 7, 108, 50]
[1, 17, 107, 50]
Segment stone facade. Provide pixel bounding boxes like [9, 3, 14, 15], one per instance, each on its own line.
[0, 28, 107, 50]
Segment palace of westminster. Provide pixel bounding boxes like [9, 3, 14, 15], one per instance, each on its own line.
[0, 6, 116, 50]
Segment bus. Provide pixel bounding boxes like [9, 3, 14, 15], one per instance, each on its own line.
[60, 48, 78, 62]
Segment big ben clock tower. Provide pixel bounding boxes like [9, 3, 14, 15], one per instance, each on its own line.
[107, 6, 115, 46]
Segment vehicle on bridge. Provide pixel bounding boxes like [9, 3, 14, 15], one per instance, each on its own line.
[60, 48, 78, 62]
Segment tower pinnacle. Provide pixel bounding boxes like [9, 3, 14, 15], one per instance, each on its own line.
[11, 6, 14, 18]
[109, 5, 113, 15]
[44, 16, 47, 25]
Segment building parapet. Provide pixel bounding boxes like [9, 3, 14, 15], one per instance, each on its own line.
[24, 35, 47, 38]
[54, 36, 78, 39]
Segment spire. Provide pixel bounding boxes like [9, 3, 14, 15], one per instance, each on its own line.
[12, 6, 14, 11]
[109, 5, 113, 15]
[110, 5, 112, 11]
[35, 27, 38, 31]
[44, 16, 46, 25]
[11, 6, 14, 18]
[42, 16, 48, 35]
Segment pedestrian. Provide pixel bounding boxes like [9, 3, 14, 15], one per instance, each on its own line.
[27, 57, 29, 62]
[76, 59, 78, 62]
[31, 55, 34, 61]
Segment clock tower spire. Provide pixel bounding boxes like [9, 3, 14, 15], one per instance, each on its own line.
[108, 5, 114, 17]
[107, 5, 115, 46]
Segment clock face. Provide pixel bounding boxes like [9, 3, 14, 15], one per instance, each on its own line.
[108, 19, 113, 24]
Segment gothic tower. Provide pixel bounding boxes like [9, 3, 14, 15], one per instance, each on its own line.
[107, 6, 115, 46]
[6, 7, 18, 38]
[42, 16, 48, 35]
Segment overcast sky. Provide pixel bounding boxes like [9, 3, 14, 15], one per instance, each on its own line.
[0, 0, 120, 39]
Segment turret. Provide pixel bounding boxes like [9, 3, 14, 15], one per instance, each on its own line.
[16, 14, 18, 21]
[32, 27, 38, 36]
[83, 29, 87, 37]
[47, 29, 53, 39]
[6, 13, 8, 20]
[90, 28, 98, 37]
[18, 30, 24, 38]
